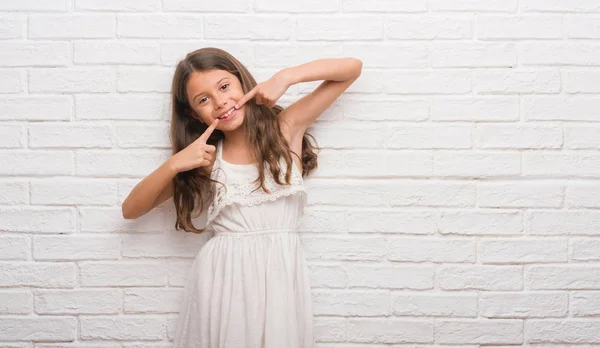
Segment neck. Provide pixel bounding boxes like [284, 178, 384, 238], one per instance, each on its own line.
[221, 125, 256, 163]
[222, 125, 247, 148]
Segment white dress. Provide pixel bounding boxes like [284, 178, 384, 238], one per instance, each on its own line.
[173, 138, 315, 348]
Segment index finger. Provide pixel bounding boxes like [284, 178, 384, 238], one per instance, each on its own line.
[198, 118, 219, 142]
[235, 86, 258, 109]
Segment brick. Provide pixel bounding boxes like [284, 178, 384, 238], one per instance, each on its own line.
[117, 15, 202, 38]
[475, 69, 560, 93]
[0, 207, 76, 233]
[29, 123, 114, 148]
[386, 16, 472, 39]
[0, 15, 25, 38]
[527, 266, 600, 289]
[0, 96, 72, 121]
[0, 235, 29, 260]
[477, 124, 562, 149]
[298, 16, 382, 40]
[0, 262, 76, 288]
[478, 181, 563, 208]
[477, 15, 562, 39]
[392, 292, 477, 317]
[29, 68, 115, 93]
[566, 181, 600, 208]
[520, 43, 600, 66]
[80, 316, 165, 340]
[0, 124, 25, 148]
[480, 292, 567, 318]
[346, 264, 434, 289]
[302, 236, 385, 261]
[0, 0, 69, 11]
[431, 97, 518, 121]
[432, 43, 516, 67]
[522, 0, 600, 12]
[430, 0, 517, 12]
[384, 124, 472, 148]
[206, 16, 293, 40]
[439, 265, 523, 290]
[436, 319, 522, 344]
[0, 291, 31, 314]
[29, 14, 114, 38]
[80, 261, 167, 287]
[383, 70, 471, 94]
[162, 0, 248, 11]
[74, 41, 160, 64]
[343, 0, 426, 12]
[527, 211, 600, 235]
[435, 151, 521, 177]
[35, 289, 121, 314]
[0, 317, 76, 341]
[347, 318, 433, 343]
[527, 320, 600, 343]
[480, 238, 568, 263]
[438, 210, 522, 236]
[0, 42, 69, 66]
[124, 288, 182, 313]
[76, 0, 160, 11]
[387, 237, 475, 262]
[33, 235, 121, 260]
[79, 207, 170, 233]
[523, 152, 600, 177]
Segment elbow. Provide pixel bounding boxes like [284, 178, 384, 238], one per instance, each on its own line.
[351, 58, 363, 78]
[122, 206, 132, 220]
[121, 202, 137, 220]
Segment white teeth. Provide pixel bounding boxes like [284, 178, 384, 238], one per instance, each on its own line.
[219, 108, 234, 119]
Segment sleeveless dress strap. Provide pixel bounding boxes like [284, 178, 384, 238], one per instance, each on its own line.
[205, 139, 307, 229]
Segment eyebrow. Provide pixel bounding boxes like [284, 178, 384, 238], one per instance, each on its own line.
[193, 77, 229, 103]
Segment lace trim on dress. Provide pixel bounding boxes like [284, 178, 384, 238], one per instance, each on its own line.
[205, 153, 307, 229]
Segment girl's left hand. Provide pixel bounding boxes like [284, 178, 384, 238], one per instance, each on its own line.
[235, 72, 290, 109]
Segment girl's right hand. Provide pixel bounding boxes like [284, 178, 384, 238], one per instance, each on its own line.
[170, 119, 220, 173]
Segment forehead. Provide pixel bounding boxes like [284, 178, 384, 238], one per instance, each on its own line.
[187, 69, 236, 95]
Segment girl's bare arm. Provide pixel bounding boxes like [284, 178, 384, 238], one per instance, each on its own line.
[122, 119, 220, 220]
[121, 159, 177, 219]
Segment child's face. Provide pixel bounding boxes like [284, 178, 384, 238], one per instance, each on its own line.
[186, 69, 245, 131]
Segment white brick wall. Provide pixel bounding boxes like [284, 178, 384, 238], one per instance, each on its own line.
[1, 0, 599, 346]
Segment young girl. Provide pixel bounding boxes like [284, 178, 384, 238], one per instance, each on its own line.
[122, 47, 362, 348]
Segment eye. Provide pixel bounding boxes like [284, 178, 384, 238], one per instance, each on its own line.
[198, 84, 230, 105]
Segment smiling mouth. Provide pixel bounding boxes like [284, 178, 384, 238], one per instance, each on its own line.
[217, 107, 238, 122]
[218, 107, 235, 119]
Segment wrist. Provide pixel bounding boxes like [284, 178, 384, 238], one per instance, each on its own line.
[277, 67, 296, 87]
[166, 157, 180, 175]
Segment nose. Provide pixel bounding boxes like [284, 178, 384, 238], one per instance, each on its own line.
[215, 97, 227, 109]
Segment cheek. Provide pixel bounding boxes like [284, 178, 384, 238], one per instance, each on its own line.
[232, 86, 244, 98]
[191, 105, 209, 120]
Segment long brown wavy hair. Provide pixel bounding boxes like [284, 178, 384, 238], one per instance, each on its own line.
[170, 47, 319, 233]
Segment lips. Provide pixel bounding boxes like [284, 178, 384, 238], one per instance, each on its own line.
[217, 108, 237, 122]
[218, 107, 235, 119]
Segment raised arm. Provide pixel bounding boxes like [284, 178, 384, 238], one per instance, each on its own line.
[277, 57, 362, 135]
[234, 57, 362, 139]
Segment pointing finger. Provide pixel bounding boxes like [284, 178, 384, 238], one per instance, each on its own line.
[235, 86, 258, 109]
[199, 118, 219, 142]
